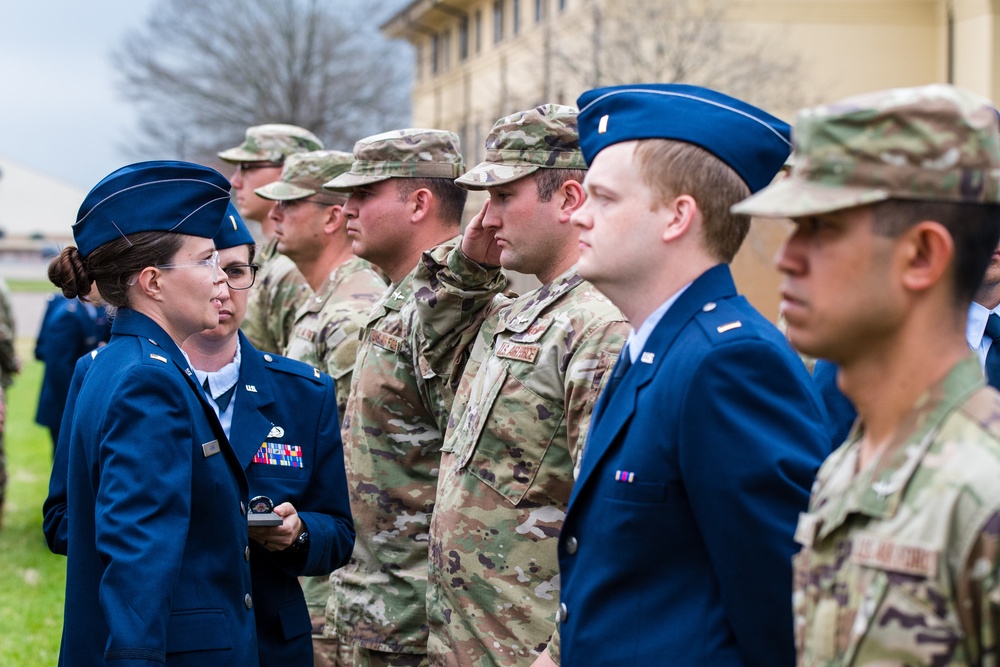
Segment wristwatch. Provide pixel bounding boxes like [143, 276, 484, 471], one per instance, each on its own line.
[287, 530, 309, 554]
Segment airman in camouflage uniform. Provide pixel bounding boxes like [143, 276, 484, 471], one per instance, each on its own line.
[411, 105, 628, 667]
[257, 149, 388, 666]
[323, 129, 481, 667]
[219, 124, 323, 354]
[733, 84, 1000, 666]
[0, 276, 17, 530]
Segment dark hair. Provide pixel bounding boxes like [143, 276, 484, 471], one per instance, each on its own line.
[871, 199, 1000, 304]
[533, 168, 587, 203]
[247, 243, 258, 264]
[395, 178, 469, 227]
[633, 139, 752, 263]
[48, 232, 185, 309]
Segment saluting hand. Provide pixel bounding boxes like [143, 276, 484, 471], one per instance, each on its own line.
[461, 199, 502, 267]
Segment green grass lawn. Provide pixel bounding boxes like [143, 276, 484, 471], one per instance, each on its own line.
[0, 340, 64, 666]
[6, 279, 57, 294]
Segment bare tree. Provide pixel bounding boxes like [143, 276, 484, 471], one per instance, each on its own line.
[552, 0, 806, 114]
[113, 0, 412, 164]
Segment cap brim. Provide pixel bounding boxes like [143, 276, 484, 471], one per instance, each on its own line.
[217, 148, 268, 163]
[254, 181, 316, 201]
[454, 162, 539, 190]
[322, 172, 391, 191]
[731, 177, 891, 218]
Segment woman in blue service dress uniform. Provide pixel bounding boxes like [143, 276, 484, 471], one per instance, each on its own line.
[48, 161, 259, 667]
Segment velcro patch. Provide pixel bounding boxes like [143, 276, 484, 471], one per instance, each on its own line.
[496, 341, 540, 363]
[294, 326, 316, 342]
[851, 533, 938, 577]
[370, 329, 401, 353]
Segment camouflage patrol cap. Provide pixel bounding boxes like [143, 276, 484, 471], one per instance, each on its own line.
[732, 84, 1000, 218]
[322, 128, 464, 190]
[455, 104, 586, 190]
[217, 124, 324, 164]
[254, 150, 354, 201]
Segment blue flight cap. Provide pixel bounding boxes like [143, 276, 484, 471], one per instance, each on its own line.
[213, 203, 255, 250]
[576, 83, 792, 193]
[73, 160, 233, 257]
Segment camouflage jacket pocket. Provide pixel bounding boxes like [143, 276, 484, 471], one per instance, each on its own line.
[848, 574, 963, 666]
[464, 366, 565, 506]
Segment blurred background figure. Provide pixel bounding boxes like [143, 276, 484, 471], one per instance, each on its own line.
[34, 294, 110, 450]
[0, 275, 18, 531]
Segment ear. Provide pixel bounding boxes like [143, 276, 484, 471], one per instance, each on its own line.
[135, 266, 164, 301]
[662, 194, 699, 243]
[899, 221, 954, 293]
[324, 205, 344, 235]
[556, 180, 586, 223]
[409, 188, 432, 224]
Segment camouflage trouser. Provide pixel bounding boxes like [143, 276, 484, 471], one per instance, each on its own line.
[0, 419, 6, 530]
[312, 613, 354, 667]
[352, 648, 428, 667]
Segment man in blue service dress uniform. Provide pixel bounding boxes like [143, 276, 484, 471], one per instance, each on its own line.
[34, 293, 109, 448]
[182, 209, 355, 666]
[56, 162, 259, 667]
[557, 84, 830, 666]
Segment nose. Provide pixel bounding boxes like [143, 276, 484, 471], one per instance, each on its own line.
[268, 202, 283, 222]
[343, 196, 359, 220]
[774, 227, 805, 276]
[230, 168, 243, 189]
[570, 200, 592, 229]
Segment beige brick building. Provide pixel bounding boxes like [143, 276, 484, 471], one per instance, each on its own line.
[384, 0, 1000, 318]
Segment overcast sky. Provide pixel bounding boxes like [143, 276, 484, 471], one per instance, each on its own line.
[0, 1, 155, 189]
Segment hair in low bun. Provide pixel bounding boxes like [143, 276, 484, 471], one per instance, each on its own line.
[48, 247, 92, 301]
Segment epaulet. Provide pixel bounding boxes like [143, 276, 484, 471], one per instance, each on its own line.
[259, 351, 327, 384]
[137, 337, 173, 366]
[692, 298, 756, 344]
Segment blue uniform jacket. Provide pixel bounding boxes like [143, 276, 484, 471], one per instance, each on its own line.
[44, 330, 354, 666]
[58, 309, 258, 667]
[34, 295, 109, 435]
[230, 331, 355, 665]
[557, 265, 829, 667]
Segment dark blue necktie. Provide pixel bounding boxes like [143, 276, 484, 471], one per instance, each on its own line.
[984, 313, 1000, 389]
[203, 377, 236, 412]
[604, 345, 633, 398]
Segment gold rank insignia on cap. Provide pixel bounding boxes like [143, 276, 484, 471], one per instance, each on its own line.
[230, 214, 238, 230]
[598, 114, 609, 134]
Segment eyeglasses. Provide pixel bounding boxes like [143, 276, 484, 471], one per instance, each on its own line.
[157, 250, 221, 283]
[235, 162, 282, 174]
[221, 263, 259, 290]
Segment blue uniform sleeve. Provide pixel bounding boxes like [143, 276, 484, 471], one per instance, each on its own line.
[273, 375, 355, 576]
[94, 365, 197, 660]
[680, 340, 827, 667]
[38, 306, 87, 426]
[42, 353, 91, 555]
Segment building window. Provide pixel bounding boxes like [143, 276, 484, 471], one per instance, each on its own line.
[493, 0, 505, 44]
[458, 15, 469, 61]
[415, 43, 423, 80]
[535, 0, 546, 22]
[475, 9, 483, 53]
[431, 34, 440, 75]
[442, 29, 452, 71]
[513, 0, 520, 35]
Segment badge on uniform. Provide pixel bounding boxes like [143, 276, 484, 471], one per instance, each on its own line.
[247, 495, 282, 527]
[253, 442, 304, 468]
[614, 470, 635, 483]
